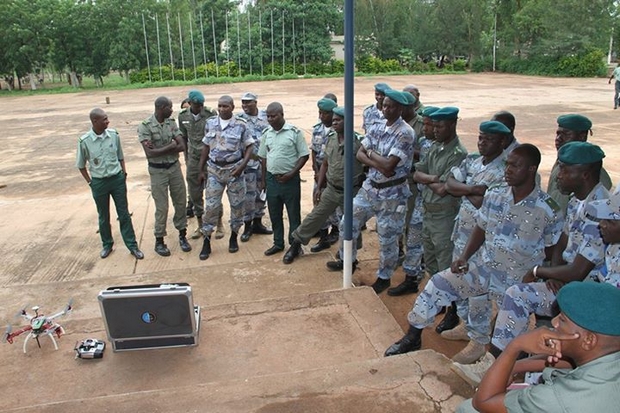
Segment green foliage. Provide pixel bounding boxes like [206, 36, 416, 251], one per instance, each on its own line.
[470, 57, 494, 73]
[498, 49, 607, 77]
[558, 50, 607, 77]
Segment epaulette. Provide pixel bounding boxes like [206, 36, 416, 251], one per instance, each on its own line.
[235, 115, 247, 123]
[363, 104, 375, 110]
[179, 108, 189, 114]
[290, 125, 300, 133]
[545, 197, 561, 213]
[467, 152, 481, 159]
[78, 134, 88, 143]
[486, 182, 504, 191]
[313, 121, 322, 128]
[354, 132, 364, 141]
[141, 119, 149, 125]
[169, 117, 176, 122]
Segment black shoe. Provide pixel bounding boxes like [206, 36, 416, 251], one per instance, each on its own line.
[155, 242, 171, 257]
[435, 302, 460, 333]
[199, 236, 211, 260]
[100, 246, 113, 259]
[384, 328, 422, 357]
[326, 227, 340, 245]
[130, 248, 144, 260]
[179, 231, 192, 252]
[326, 259, 358, 272]
[240, 220, 253, 242]
[264, 245, 284, 256]
[252, 218, 273, 235]
[283, 241, 302, 264]
[387, 276, 419, 296]
[371, 277, 391, 294]
[229, 232, 239, 253]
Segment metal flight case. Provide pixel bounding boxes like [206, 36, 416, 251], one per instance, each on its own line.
[98, 283, 201, 351]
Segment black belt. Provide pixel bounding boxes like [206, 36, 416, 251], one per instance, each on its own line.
[369, 176, 407, 189]
[148, 161, 178, 169]
[327, 180, 344, 191]
[211, 158, 241, 167]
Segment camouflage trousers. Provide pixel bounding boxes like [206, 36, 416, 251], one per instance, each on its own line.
[407, 262, 500, 344]
[242, 166, 266, 221]
[202, 165, 246, 235]
[403, 195, 424, 280]
[337, 187, 408, 280]
[491, 281, 557, 351]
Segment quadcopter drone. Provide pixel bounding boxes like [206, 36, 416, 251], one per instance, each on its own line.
[2, 300, 73, 354]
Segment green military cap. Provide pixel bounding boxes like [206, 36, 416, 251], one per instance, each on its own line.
[557, 114, 592, 131]
[558, 141, 605, 165]
[384, 89, 409, 106]
[317, 98, 337, 112]
[402, 91, 417, 106]
[557, 281, 620, 336]
[430, 106, 459, 121]
[421, 106, 439, 118]
[479, 120, 511, 135]
[374, 82, 391, 94]
[332, 106, 345, 118]
[188, 90, 205, 104]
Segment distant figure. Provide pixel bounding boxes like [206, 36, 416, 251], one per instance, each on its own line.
[608, 64, 620, 109]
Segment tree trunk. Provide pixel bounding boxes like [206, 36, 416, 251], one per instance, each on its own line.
[29, 73, 37, 90]
[69, 71, 80, 88]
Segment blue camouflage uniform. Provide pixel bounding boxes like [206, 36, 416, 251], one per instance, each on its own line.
[238, 110, 269, 222]
[492, 183, 608, 350]
[201, 116, 253, 236]
[362, 104, 384, 134]
[339, 117, 415, 281]
[408, 185, 563, 344]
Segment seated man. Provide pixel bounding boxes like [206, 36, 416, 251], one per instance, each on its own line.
[587, 190, 620, 286]
[457, 281, 620, 412]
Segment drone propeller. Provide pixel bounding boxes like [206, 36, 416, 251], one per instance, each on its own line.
[65, 298, 73, 313]
[2, 324, 12, 343]
[14, 305, 28, 320]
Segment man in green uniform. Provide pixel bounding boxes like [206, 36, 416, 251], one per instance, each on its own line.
[138, 96, 191, 257]
[457, 282, 620, 413]
[283, 106, 364, 264]
[259, 102, 309, 256]
[177, 90, 221, 240]
[77, 108, 144, 260]
[547, 114, 612, 213]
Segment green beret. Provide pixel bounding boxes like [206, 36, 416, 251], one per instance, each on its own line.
[317, 98, 337, 112]
[332, 106, 345, 118]
[557, 114, 592, 131]
[558, 141, 605, 165]
[188, 90, 204, 104]
[421, 106, 439, 118]
[479, 120, 511, 135]
[430, 106, 459, 121]
[557, 282, 620, 336]
[374, 82, 391, 94]
[402, 91, 417, 106]
[384, 89, 409, 106]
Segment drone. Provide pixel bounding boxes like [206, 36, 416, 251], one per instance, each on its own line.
[2, 300, 73, 354]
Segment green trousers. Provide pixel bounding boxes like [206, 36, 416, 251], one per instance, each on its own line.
[266, 172, 301, 249]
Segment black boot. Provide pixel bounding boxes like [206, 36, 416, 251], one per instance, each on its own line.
[229, 231, 239, 253]
[326, 226, 340, 245]
[186, 200, 195, 218]
[240, 220, 253, 242]
[283, 240, 302, 264]
[435, 302, 459, 333]
[179, 229, 192, 252]
[371, 277, 391, 294]
[154, 237, 171, 257]
[311, 229, 331, 253]
[199, 236, 211, 260]
[387, 275, 419, 296]
[384, 325, 423, 357]
[252, 217, 273, 235]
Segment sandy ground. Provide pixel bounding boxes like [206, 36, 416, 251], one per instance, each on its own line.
[0, 73, 618, 399]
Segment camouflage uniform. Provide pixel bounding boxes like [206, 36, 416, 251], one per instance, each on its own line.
[138, 114, 187, 237]
[492, 183, 609, 350]
[415, 135, 467, 276]
[547, 161, 612, 214]
[407, 185, 563, 344]
[201, 116, 253, 236]
[599, 243, 620, 288]
[177, 106, 217, 218]
[238, 110, 269, 221]
[311, 121, 340, 230]
[362, 104, 384, 134]
[338, 118, 415, 281]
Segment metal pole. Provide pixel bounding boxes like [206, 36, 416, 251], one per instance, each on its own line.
[236, 11, 242, 76]
[199, 11, 208, 77]
[155, 14, 163, 81]
[141, 13, 152, 82]
[292, 17, 296, 74]
[211, 9, 219, 77]
[259, 10, 264, 76]
[189, 12, 197, 80]
[343, 0, 355, 288]
[271, 9, 274, 76]
[302, 15, 307, 75]
[225, 12, 230, 77]
[166, 13, 175, 80]
[178, 13, 186, 81]
[248, 10, 252, 75]
[281, 10, 285, 74]
[492, 5, 497, 72]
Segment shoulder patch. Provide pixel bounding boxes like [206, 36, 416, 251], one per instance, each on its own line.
[545, 197, 561, 212]
[179, 108, 188, 114]
[235, 115, 247, 123]
[141, 119, 149, 125]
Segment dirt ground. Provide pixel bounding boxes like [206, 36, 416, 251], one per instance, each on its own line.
[1, 72, 619, 369]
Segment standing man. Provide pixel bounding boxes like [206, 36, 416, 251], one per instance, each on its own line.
[362, 82, 389, 133]
[198, 95, 253, 260]
[609, 64, 620, 109]
[177, 90, 220, 240]
[403, 84, 425, 116]
[77, 108, 144, 260]
[326, 89, 415, 293]
[547, 114, 612, 213]
[259, 102, 309, 256]
[238, 92, 273, 242]
[283, 106, 364, 264]
[138, 96, 191, 257]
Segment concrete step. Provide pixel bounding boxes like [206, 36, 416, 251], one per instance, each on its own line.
[1, 287, 472, 412]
